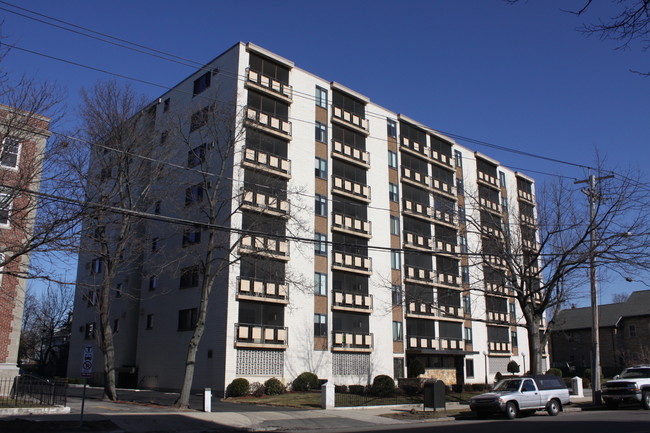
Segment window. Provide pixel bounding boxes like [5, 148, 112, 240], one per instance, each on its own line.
[314, 272, 327, 296]
[115, 283, 123, 298]
[511, 330, 518, 348]
[0, 193, 11, 226]
[113, 318, 119, 334]
[178, 308, 198, 331]
[1, 138, 20, 169]
[160, 130, 169, 144]
[394, 358, 405, 379]
[91, 258, 102, 274]
[454, 150, 462, 168]
[456, 178, 464, 195]
[393, 321, 403, 341]
[389, 183, 399, 202]
[146, 314, 153, 330]
[315, 194, 327, 217]
[390, 216, 400, 236]
[630, 325, 637, 337]
[163, 98, 170, 112]
[188, 144, 206, 168]
[190, 104, 214, 131]
[315, 233, 327, 256]
[154, 201, 161, 215]
[183, 228, 202, 246]
[501, 196, 508, 212]
[315, 157, 327, 179]
[314, 314, 327, 337]
[465, 359, 475, 378]
[461, 265, 470, 283]
[391, 250, 401, 270]
[315, 86, 328, 108]
[499, 171, 507, 188]
[510, 303, 516, 322]
[391, 285, 402, 306]
[459, 236, 468, 253]
[185, 184, 204, 205]
[149, 276, 157, 291]
[463, 294, 471, 314]
[84, 322, 96, 339]
[180, 265, 200, 289]
[387, 119, 397, 138]
[151, 238, 159, 252]
[522, 379, 535, 392]
[315, 121, 327, 143]
[100, 167, 112, 181]
[388, 150, 398, 169]
[193, 71, 211, 96]
[464, 327, 473, 344]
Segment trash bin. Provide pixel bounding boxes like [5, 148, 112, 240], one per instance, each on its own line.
[423, 380, 446, 411]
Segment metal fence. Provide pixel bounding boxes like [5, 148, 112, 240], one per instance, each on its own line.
[335, 391, 423, 408]
[0, 375, 67, 407]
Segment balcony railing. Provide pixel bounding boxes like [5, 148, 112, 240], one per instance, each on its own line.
[235, 324, 287, 348]
[239, 235, 289, 261]
[332, 175, 371, 202]
[332, 212, 372, 238]
[407, 336, 438, 350]
[520, 214, 535, 226]
[480, 197, 501, 214]
[404, 265, 435, 285]
[242, 147, 291, 178]
[332, 290, 373, 313]
[237, 277, 288, 304]
[430, 150, 453, 168]
[477, 171, 499, 189]
[487, 311, 509, 323]
[435, 273, 460, 287]
[439, 304, 463, 318]
[403, 199, 432, 219]
[332, 106, 369, 134]
[332, 331, 373, 352]
[241, 189, 290, 218]
[403, 231, 433, 250]
[434, 240, 460, 255]
[400, 137, 430, 159]
[432, 208, 456, 226]
[406, 301, 437, 318]
[332, 251, 372, 275]
[246, 68, 293, 101]
[401, 166, 430, 189]
[245, 106, 292, 139]
[518, 189, 534, 204]
[439, 338, 465, 351]
[485, 282, 509, 295]
[431, 179, 455, 197]
[488, 341, 511, 353]
[332, 140, 370, 168]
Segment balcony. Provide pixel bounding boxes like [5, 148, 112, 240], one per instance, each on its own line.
[245, 68, 293, 103]
[485, 282, 509, 295]
[434, 239, 460, 255]
[241, 189, 290, 218]
[439, 304, 463, 318]
[487, 311, 509, 323]
[403, 231, 434, 251]
[522, 238, 536, 250]
[520, 214, 535, 226]
[239, 235, 289, 261]
[242, 147, 291, 179]
[400, 137, 430, 159]
[332, 213, 372, 238]
[480, 197, 501, 214]
[332, 291, 373, 313]
[245, 106, 292, 140]
[488, 341, 511, 353]
[435, 273, 460, 288]
[332, 140, 370, 168]
[432, 208, 456, 227]
[332, 106, 369, 135]
[404, 265, 435, 286]
[406, 301, 437, 318]
[430, 150, 453, 169]
[237, 277, 288, 304]
[332, 175, 371, 203]
[484, 254, 506, 269]
[401, 166, 430, 190]
[235, 324, 287, 349]
[402, 199, 432, 220]
[477, 171, 500, 189]
[407, 336, 438, 350]
[439, 338, 465, 351]
[431, 179, 456, 198]
[332, 251, 372, 275]
[332, 331, 373, 352]
[518, 189, 535, 204]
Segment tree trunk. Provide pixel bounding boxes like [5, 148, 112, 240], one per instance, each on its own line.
[99, 284, 117, 401]
[526, 314, 543, 375]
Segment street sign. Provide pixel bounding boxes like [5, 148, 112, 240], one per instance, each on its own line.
[81, 344, 94, 377]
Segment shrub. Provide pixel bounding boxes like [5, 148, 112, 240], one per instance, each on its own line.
[408, 358, 425, 378]
[227, 378, 250, 397]
[507, 360, 520, 375]
[264, 377, 285, 395]
[546, 368, 562, 377]
[495, 372, 503, 382]
[349, 384, 365, 395]
[371, 375, 396, 397]
[250, 382, 265, 397]
[291, 372, 319, 392]
[335, 385, 348, 393]
[400, 384, 420, 396]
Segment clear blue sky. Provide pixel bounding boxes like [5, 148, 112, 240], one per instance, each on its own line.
[2, 0, 648, 304]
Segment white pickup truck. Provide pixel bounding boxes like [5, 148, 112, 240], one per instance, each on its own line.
[469, 375, 570, 419]
[601, 365, 650, 409]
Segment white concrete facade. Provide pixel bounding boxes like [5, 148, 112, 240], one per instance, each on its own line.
[68, 42, 544, 394]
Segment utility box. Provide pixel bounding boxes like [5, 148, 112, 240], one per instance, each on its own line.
[423, 380, 446, 411]
[571, 376, 584, 397]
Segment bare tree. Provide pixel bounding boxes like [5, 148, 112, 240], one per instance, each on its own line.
[611, 292, 630, 303]
[70, 80, 169, 400]
[464, 164, 650, 374]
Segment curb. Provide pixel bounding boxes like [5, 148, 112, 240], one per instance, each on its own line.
[0, 405, 70, 416]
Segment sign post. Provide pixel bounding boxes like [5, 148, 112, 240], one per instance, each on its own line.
[80, 344, 94, 426]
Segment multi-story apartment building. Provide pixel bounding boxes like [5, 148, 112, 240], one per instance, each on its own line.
[67, 42, 543, 393]
[0, 105, 51, 381]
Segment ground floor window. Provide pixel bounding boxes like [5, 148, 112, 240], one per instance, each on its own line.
[465, 359, 475, 378]
[393, 358, 404, 379]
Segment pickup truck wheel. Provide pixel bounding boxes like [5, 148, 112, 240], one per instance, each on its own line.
[505, 402, 518, 419]
[546, 399, 560, 416]
[642, 391, 650, 410]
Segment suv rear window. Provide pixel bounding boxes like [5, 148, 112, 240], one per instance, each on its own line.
[621, 368, 650, 379]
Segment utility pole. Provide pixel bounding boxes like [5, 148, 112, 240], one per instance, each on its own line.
[575, 173, 613, 406]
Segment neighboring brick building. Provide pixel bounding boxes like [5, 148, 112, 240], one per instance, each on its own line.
[0, 105, 51, 381]
[550, 290, 650, 377]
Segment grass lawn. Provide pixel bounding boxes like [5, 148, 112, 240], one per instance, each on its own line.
[0, 397, 43, 408]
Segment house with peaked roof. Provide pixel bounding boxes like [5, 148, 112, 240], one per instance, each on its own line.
[550, 290, 650, 377]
